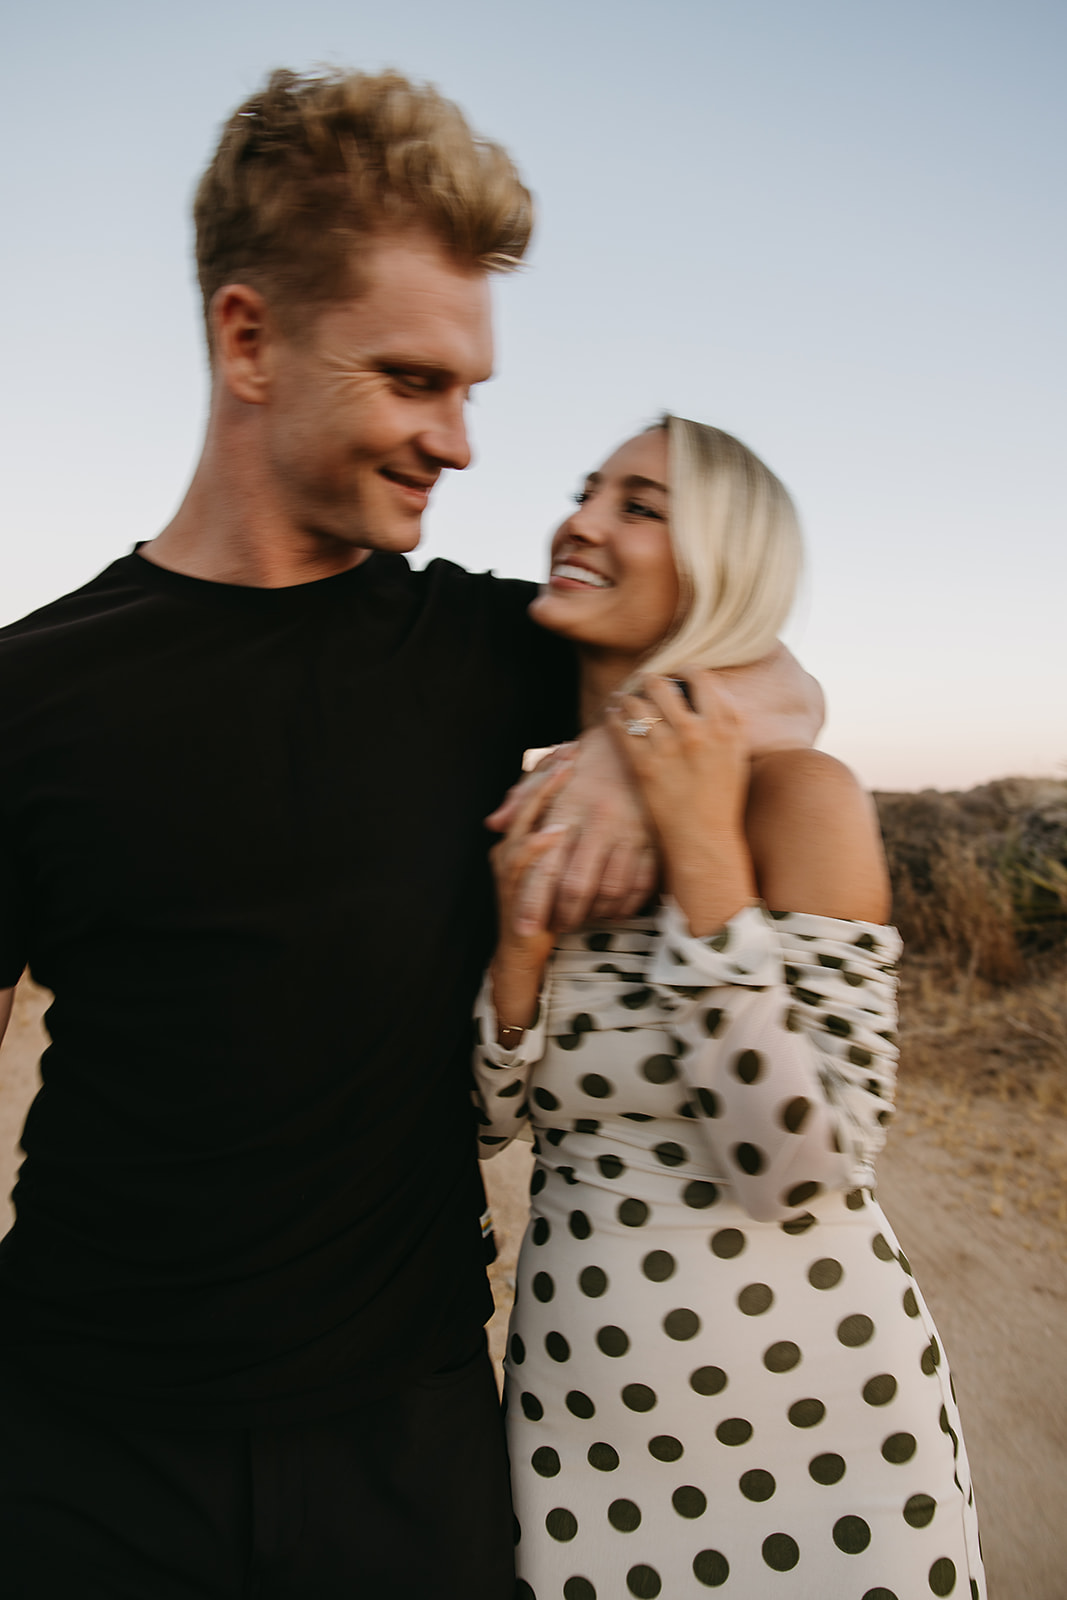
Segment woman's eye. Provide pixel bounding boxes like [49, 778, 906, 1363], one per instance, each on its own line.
[624, 499, 664, 520]
[573, 491, 590, 505]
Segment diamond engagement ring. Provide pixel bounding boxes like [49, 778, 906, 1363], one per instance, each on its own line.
[625, 715, 663, 737]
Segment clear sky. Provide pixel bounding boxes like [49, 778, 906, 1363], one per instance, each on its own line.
[1, 0, 1063, 790]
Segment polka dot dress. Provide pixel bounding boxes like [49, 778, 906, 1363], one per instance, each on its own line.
[474, 904, 985, 1599]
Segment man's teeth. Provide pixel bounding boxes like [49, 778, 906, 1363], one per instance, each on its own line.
[553, 564, 611, 588]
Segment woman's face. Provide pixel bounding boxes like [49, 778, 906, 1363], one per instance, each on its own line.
[528, 430, 681, 659]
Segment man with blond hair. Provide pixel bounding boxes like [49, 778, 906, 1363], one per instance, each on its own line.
[0, 67, 817, 1599]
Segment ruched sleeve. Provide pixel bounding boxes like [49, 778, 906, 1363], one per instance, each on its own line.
[471, 969, 553, 1157]
[647, 900, 901, 1221]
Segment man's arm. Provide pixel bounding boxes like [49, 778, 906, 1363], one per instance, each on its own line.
[487, 644, 825, 934]
[0, 988, 14, 1049]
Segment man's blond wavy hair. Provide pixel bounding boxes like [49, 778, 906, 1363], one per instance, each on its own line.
[194, 67, 534, 346]
[638, 415, 803, 678]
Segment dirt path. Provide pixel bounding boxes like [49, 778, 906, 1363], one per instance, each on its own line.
[3, 979, 1065, 1598]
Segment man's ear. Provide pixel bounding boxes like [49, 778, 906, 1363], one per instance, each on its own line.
[209, 284, 276, 405]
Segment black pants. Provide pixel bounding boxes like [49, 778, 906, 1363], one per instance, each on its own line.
[0, 1338, 514, 1599]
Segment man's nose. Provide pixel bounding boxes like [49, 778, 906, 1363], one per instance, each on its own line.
[421, 395, 472, 472]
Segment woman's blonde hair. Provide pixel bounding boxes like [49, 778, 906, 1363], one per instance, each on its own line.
[637, 414, 802, 678]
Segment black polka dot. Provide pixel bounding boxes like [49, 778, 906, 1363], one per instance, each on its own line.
[921, 1337, 941, 1376]
[533, 1272, 555, 1303]
[533, 1087, 559, 1111]
[564, 1579, 596, 1600]
[763, 1340, 800, 1372]
[579, 1265, 608, 1297]
[715, 1417, 752, 1445]
[597, 1325, 630, 1357]
[862, 1590, 899, 1600]
[496, 1078, 522, 1098]
[690, 1366, 727, 1396]
[621, 986, 653, 1010]
[903, 1287, 919, 1317]
[733, 1142, 766, 1175]
[547, 1507, 578, 1541]
[532, 1446, 561, 1477]
[693, 1549, 730, 1587]
[530, 1168, 547, 1196]
[845, 1187, 867, 1210]
[904, 1493, 936, 1529]
[622, 1384, 657, 1412]
[546, 1331, 571, 1363]
[739, 1469, 776, 1501]
[703, 1008, 725, 1036]
[533, 1217, 551, 1245]
[568, 1210, 592, 1239]
[929, 1559, 957, 1596]
[619, 1198, 650, 1227]
[695, 1087, 720, 1117]
[734, 1048, 764, 1083]
[833, 1515, 871, 1553]
[788, 1398, 825, 1428]
[609, 1498, 642, 1532]
[587, 1440, 619, 1471]
[516, 1582, 534, 1599]
[898, 1249, 914, 1276]
[648, 1435, 683, 1462]
[761, 1534, 800, 1571]
[683, 1181, 719, 1209]
[510, 1333, 526, 1364]
[781, 1212, 817, 1235]
[837, 1313, 874, 1346]
[598, 1154, 625, 1180]
[672, 1485, 707, 1518]
[587, 931, 613, 951]
[809, 1453, 846, 1485]
[711, 1227, 746, 1258]
[808, 1257, 843, 1289]
[882, 1432, 917, 1464]
[825, 1014, 852, 1036]
[872, 1232, 895, 1261]
[654, 1141, 686, 1167]
[642, 1250, 676, 1282]
[784, 1180, 822, 1206]
[664, 1308, 701, 1340]
[781, 1096, 812, 1132]
[626, 1565, 662, 1598]
[574, 1118, 600, 1133]
[566, 1390, 595, 1419]
[521, 1392, 544, 1421]
[738, 1282, 774, 1315]
[581, 1073, 614, 1099]
[545, 1128, 567, 1148]
[863, 1373, 898, 1406]
[641, 1054, 677, 1083]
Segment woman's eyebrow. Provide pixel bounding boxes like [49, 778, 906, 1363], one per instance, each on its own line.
[622, 474, 668, 494]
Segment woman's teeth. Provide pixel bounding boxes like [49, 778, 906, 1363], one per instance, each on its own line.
[553, 564, 612, 588]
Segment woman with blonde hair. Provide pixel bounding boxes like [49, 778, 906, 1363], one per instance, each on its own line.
[475, 417, 984, 1598]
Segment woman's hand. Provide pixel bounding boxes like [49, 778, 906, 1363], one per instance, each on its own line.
[605, 672, 758, 937]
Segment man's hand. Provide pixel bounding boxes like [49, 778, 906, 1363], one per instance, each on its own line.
[486, 729, 656, 936]
[718, 643, 824, 754]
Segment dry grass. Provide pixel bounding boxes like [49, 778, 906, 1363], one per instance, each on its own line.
[876, 778, 1067, 1225]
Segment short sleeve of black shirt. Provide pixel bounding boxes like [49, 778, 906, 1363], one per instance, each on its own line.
[0, 549, 576, 1426]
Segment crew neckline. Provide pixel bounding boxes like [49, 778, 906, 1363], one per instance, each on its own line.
[116, 545, 399, 610]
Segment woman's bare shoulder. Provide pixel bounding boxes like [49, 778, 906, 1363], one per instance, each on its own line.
[745, 749, 891, 922]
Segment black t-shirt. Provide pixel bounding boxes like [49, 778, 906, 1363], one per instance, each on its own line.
[0, 549, 577, 1426]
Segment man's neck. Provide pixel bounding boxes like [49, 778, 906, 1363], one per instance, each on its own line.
[142, 427, 370, 590]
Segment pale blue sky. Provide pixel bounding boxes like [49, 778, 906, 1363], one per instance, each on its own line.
[1, 0, 1063, 789]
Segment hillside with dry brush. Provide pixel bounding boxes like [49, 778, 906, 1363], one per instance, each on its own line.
[877, 777, 1067, 1228]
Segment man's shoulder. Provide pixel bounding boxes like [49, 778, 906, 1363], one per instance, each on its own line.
[0, 555, 146, 655]
[416, 555, 539, 610]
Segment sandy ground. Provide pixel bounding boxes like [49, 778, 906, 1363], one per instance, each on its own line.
[2, 978, 1065, 1598]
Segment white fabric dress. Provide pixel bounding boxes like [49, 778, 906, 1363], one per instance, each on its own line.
[474, 903, 985, 1600]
